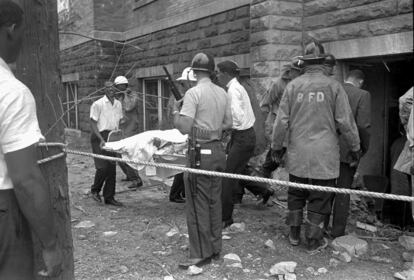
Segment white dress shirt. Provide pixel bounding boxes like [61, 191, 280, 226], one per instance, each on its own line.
[226, 78, 255, 130]
[90, 95, 122, 132]
[0, 57, 44, 190]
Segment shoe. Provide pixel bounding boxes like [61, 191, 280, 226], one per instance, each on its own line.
[307, 237, 328, 254]
[262, 189, 275, 205]
[289, 226, 301, 246]
[91, 191, 102, 203]
[178, 257, 212, 269]
[169, 197, 185, 203]
[104, 198, 124, 207]
[127, 180, 142, 191]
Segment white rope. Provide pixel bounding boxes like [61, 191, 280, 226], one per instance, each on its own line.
[37, 152, 66, 165]
[38, 142, 68, 148]
[62, 148, 414, 202]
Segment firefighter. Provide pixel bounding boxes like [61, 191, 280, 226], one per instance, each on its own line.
[271, 42, 361, 253]
[173, 53, 233, 268]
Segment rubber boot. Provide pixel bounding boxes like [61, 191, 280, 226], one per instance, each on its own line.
[286, 209, 303, 246]
[305, 211, 328, 253]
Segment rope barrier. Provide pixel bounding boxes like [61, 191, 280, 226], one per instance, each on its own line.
[37, 152, 66, 165]
[62, 148, 414, 202]
[38, 142, 68, 148]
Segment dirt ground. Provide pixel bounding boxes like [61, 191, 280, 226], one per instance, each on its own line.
[66, 135, 408, 280]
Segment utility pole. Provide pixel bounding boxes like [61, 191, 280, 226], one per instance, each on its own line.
[14, 0, 74, 279]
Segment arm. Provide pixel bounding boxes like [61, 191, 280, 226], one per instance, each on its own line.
[271, 88, 290, 150]
[90, 118, 105, 145]
[334, 84, 360, 152]
[356, 91, 371, 155]
[5, 145, 58, 249]
[173, 90, 196, 134]
[222, 91, 233, 130]
[229, 87, 244, 128]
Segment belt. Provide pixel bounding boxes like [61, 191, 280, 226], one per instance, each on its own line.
[191, 127, 223, 143]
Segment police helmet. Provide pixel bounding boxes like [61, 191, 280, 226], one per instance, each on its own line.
[191, 53, 215, 73]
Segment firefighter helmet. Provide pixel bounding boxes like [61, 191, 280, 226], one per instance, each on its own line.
[302, 41, 325, 62]
[191, 53, 215, 73]
[323, 53, 336, 67]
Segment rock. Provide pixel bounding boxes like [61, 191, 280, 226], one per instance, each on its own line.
[317, 267, 328, 274]
[229, 222, 246, 232]
[78, 234, 87, 240]
[285, 273, 297, 280]
[403, 252, 414, 262]
[222, 235, 231, 240]
[164, 276, 175, 280]
[329, 258, 340, 267]
[269, 261, 297, 275]
[265, 239, 276, 250]
[74, 220, 95, 228]
[370, 256, 392, 263]
[103, 231, 117, 237]
[400, 236, 414, 251]
[227, 263, 243, 269]
[338, 252, 352, 263]
[180, 244, 188, 251]
[403, 262, 414, 270]
[223, 253, 242, 264]
[187, 265, 203, 275]
[166, 227, 179, 237]
[394, 269, 414, 280]
[356, 221, 377, 232]
[119, 265, 129, 273]
[331, 235, 368, 257]
[306, 267, 316, 274]
[264, 273, 270, 277]
[243, 269, 251, 273]
[247, 253, 253, 259]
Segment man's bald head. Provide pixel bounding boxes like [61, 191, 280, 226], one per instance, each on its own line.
[346, 69, 365, 89]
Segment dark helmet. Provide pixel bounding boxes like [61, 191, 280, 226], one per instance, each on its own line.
[191, 53, 215, 73]
[323, 53, 336, 67]
[302, 41, 325, 62]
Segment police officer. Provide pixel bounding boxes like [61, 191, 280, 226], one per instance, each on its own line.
[173, 53, 232, 268]
[261, 59, 303, 178]
[271, 42, 361, 253]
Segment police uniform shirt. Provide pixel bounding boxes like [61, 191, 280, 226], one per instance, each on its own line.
[90, 95, 123, 132]
[0, 57, 44, 190]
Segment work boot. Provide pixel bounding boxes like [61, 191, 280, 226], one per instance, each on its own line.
[286, 209, 303, 246]
[305, 211, 328, 253]
[307, 237, 328, 254]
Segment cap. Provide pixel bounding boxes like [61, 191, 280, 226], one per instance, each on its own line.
[176, 67, 196, 82]
[191, 53, 215, 73]
[217, 60, 240, 75]
[114, 76, 129, 85]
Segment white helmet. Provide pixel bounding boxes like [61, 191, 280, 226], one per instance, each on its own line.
[114, 75, 128, 85]
[176, 67, 196, 82]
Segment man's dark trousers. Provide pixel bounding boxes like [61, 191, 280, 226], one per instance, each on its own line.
[91, 130, 116, 200]
[222, 127, 255, 224]
[119, 162, 141, 182]
[0, 190, 34, 280]
[170, 173, 184, 200]
[330, 162, 356, 237]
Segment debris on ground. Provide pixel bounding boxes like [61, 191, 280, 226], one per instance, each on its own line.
[223, 253, 242, 265]
[74, 220, 95, 228]
[222, 235, 231, 240]
[187, 265, 203, 275]
[394, 269, 414, 280]
[329, 258, 340, 267]
[333, 251, 352, 263]
[331, 235, 368, 257]
[403, 252, 414, 262]
[317, 267, 328, 274]
[163, 276, 175, 280]
[356, 221, 377, 233]
[227, 262, 243, 269]
[370, 256, 392, 263]
[229, 222, 246, 232]
[103, 231, 118, 237]
[166, 227, 179, 237]
[400, 236, 414, 251]
[265, 239, 276, 250]
[269, 261, 297, 278]
[306, 267, 316, 275]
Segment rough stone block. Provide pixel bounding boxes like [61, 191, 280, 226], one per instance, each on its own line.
[218, 19, 245, 34]
[368, 14, 413, 35]
[398, 0, 413, 13]
[269, 15, 302, 31]
[198, 17, 212, 28]
[236, 5, 250, 19]
[399, 235, 414, 251]
[230, 31, 250, 44]
[213, 12, 228, 24]
[251, 44, 302, 62]
[251, 30, 302, 46]
[331, 235, 368, 257]
[197, 39, 211, 49]
[250, 18, 269, 32]
[338, 22, 370, 39]
[305, 27, 339, 42]
[251, 1, 274, 18]
[204, 26, 219, 37]
[251, 61, 281, 77]
[304, 0, 340, 16]
[210, 34, 234, 47]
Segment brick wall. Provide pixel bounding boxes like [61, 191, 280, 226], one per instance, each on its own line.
[118, 5, 251, 78]
[249, 0, 303, 91]
[94, 0, 128, 32]
[303, 0, 413, 43]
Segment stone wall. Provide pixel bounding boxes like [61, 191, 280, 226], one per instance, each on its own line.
[303, 0, 413, 43]
[249, 0, 303, 91]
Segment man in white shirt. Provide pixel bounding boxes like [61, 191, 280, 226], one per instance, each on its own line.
[217, 60, 271, 227]
[0, 1, 62, 278]
[90, 81, 123, 206]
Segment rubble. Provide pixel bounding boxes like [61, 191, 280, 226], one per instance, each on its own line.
[356, 221, 377, 233]
[331, 235, 368, 257]
[317, 267, 328, 274]
[403, 252, 414, 262]
[265, 239, 276, 250]
[164, 276, 175, 280]
[222, 235, 231, 240]
[227, 263, 243, 269]
[229, 222, 246, 232]
[103, 231, 117, 237]
[333, 251, 352, 262]
[187, 265, 203, 275]
[329, 258, 340, 267]
[399, 236, 414, 251]
[74, 220, 95, 228]
[394, 269, 414, 280]
[306, 267, 316, 275]
[370, 256, 392, 263]
[223, 253, 242, 264]
[166, 227, 179, 237]
[269, 261, 297, 275]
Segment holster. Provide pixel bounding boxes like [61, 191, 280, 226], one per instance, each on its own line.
[305, 211, 326, 241]
[286, 209, 303, 226]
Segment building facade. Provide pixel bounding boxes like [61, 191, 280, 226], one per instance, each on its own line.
[59, 0, 413, 177]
